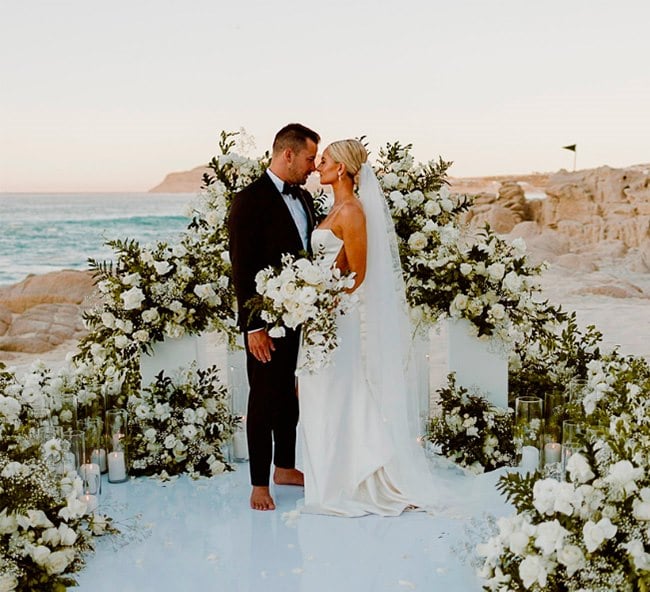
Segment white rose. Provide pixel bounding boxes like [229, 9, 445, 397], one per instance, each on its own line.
[424, 199, 442, 217]
[511, 237, 527, 255]
[114, 334, 130, 349]
[209, 458, 226, 475]
[194, 283, 216, 300]
[382, 172, 399, 189]
[440, 197, 454, 212]
[503, 271, 523, 293]
[634, 488, 650, 520]
[182, 424, 198, 439]
[58, 523, 77, 546]
[407, 190, 424, 205]
[408, 232, 428, 251]
[566, 453, 595, 484]
[30, 545, 51, 566]
[41, 527, 61, 547]
[583, 518, 617, 553]
[451, 293, 469, 313]
[490, 303, 506, 321]
[556, 544, 586, 576]
[145, 428, 157, 441]
[164, 435, 176, 449]
[142, 308, 160, 324]
[605, 460, 644, 497]
[487, 262, 506, 281]
[44, 549, 75, 575]
[122, 272, 141, 286]
[121, 286, 145, 310]
[133, 330, 149, 343]
[153, 260, 173, 275]
[459, 263, 472, 276]
[534, 519, 569, 556]
[508, 530, 530, 555]
[518, 554, 549, 589]
[100, 312, 116, 328]
[296, 262, 323, 286]
[0, 573, 18, 592]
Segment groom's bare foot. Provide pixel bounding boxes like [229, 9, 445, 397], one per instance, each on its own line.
[250, 486, 275, 511]
[273, 467, 304, 486]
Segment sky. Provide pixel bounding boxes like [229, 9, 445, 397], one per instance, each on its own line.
[1, 0, 649, 192]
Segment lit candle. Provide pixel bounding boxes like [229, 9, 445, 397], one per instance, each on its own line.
[544, 442, 562, 465]
[520, 445, 539, 473]
[79, 463, 101, 494]
[91, 448, 107, 473]
[108, 451, 127, 482]
[79, 493, 98, 514]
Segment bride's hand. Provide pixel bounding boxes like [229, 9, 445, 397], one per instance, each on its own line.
[248, 329, 276, 363]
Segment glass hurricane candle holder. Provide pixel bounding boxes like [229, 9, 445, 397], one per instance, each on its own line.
[62, 430, 85, 473]
[84, 417, 107, 474]
[515, 396, 543, 473]
[232, 416, 249, 462]
[543, 390, 565, 468]
[59, 394, 78, 431]
[562, 420, 585, 480]
[106, 409, 128, 483]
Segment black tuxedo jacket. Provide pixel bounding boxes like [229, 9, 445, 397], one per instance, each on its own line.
[228, 172, 316, 331]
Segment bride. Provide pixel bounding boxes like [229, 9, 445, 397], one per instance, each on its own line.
[298, 139, 446, 516]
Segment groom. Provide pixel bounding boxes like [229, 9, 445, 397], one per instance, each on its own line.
[228, 123, 320, 511]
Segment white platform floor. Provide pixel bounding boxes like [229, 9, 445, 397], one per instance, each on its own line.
[76, 462, 512, 592]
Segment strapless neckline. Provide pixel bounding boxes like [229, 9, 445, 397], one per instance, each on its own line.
[313, 227, 343, 241]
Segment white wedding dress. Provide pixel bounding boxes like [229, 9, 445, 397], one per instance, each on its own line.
[298, 228, 449, 517]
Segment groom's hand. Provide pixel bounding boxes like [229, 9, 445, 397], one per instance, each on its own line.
[248, 329, 276, 363]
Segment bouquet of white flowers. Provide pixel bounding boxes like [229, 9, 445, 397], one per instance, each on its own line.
[252, 253, 356, 374]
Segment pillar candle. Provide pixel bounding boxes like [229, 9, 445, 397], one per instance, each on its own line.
[108, 451, 127, 482]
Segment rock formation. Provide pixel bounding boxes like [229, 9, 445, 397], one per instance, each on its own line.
[149, 165, 209, 193]
[455, 163, 650, 272]
[0, 270, 95, 356]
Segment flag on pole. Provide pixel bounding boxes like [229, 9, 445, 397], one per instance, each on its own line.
[562, 144, 577, 152]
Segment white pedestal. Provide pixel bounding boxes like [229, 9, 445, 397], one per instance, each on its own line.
[412, 329, 431, 434]
[447, 318, 508, 409]
[140, 334, 200, 387]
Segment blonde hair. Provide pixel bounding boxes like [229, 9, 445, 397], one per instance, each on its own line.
[326, 139, 368, 183]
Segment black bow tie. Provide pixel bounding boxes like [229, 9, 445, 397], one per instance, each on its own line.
[282, 182, 302, 200]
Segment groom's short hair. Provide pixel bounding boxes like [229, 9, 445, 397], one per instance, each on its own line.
[273, 123, 320, 155]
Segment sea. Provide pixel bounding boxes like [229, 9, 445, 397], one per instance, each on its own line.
[0, 193, 198, 287]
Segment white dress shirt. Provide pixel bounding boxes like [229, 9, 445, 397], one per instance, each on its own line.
[266, 169, 309, 251]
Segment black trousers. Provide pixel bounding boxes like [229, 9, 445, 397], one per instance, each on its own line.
[244, 329, 300, 487]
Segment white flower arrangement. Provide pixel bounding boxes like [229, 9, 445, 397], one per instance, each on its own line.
[427, 374, 517, 473]
[127, 364, 238, 478]
[478, 351, 650, 591]
[374, 141, 559, 343]
[0, 363, 116, 591]
[252, 253, 356, 374]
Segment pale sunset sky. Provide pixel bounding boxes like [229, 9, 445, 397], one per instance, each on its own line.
[1, 0, 648, 192]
